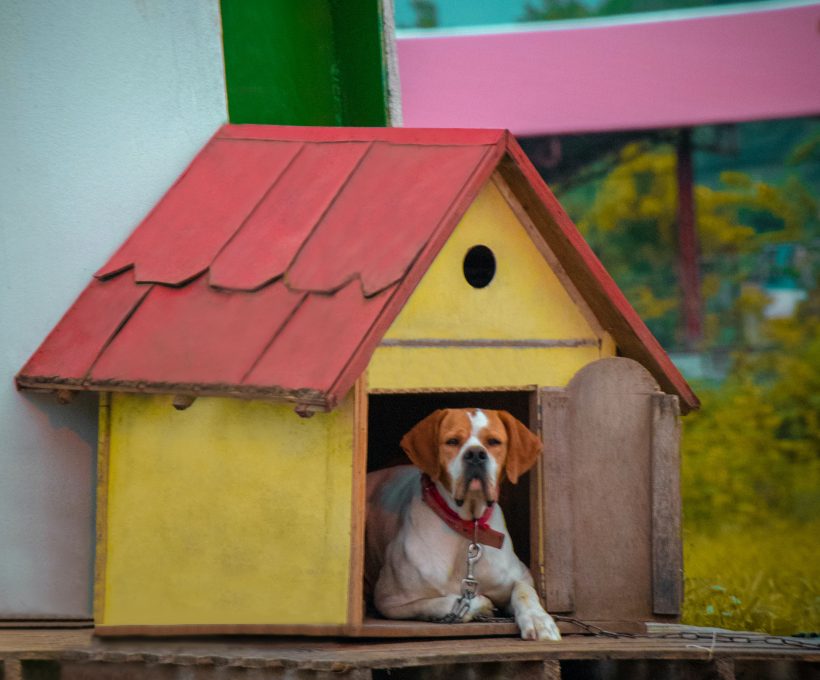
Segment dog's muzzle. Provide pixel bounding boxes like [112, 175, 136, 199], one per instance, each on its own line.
[456, 447, 491, 505]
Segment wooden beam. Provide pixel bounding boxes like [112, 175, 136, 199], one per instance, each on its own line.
[93, 393, 111, 625]
[651, 393, 683, 617]
[379, 338, 598, 349]
[540, 388, 575, 614]
[347, 375, 369, 627]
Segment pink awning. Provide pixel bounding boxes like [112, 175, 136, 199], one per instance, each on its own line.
[397, 3, 820, 135]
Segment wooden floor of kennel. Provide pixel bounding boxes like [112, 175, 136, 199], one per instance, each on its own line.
[1, 625, 817, 679]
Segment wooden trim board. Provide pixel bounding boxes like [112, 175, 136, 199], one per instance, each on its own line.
[369, 385, 537, 395]
[93, 392, 111, 625]
[651, 393, 683, 617]
[379, 338, 599, 349]
[347, 375, 369, 627]
[528, 390, 547, 602]
[93, 618, 646, 638]
[539, 387, 575, 614]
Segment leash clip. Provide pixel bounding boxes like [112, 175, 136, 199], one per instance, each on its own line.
[441, 525, 487, 623]
[461, 541, 482, 599]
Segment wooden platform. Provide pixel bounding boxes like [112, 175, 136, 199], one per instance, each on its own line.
[0, 625, 817, 679]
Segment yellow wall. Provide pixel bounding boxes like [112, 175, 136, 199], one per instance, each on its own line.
[99, 392, 355, 626]
[368, 179, 615, 390]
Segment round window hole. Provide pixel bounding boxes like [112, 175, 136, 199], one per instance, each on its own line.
[463, 245, 496, 289]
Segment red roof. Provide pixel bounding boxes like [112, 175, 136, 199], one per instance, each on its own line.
[17, 125, 698, 413]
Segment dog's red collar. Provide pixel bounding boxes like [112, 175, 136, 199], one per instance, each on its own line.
[420, 474, 505, 549]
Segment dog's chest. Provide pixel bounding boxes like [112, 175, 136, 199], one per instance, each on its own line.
[401, 499, 521, 600]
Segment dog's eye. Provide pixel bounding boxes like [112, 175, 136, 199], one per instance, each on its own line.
[487, 438, 502, 446]
[445, 438, 460, 446]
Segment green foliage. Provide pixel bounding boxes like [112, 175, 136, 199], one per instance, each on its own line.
[567, 138, 818, 349]
[681, 292, 820, 634]
[787, 131, 820, 166]
[682, 291, 820, 527]
[683, 521, 820, 635]
[550, 121, 820, 635]
[522, 0, 590, 21]
[409, 0, 438, 28]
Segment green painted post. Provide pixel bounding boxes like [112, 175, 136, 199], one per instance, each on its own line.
[220, 0, 391, 127]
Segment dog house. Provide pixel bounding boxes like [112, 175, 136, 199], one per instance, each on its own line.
[17, 125, 698, 637]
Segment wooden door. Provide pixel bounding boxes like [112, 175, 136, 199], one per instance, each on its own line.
[536, 358, 682, 627]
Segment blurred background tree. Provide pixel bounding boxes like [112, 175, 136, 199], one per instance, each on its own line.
[535, 118, 820, 634]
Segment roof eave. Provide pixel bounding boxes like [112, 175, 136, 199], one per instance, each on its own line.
[15, 374, 333, 413]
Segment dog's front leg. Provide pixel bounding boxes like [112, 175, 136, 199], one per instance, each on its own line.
[509, 580, 561, 641]
[376, 591, 495, 622]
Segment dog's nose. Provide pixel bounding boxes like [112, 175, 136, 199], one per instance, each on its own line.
[464, 447, 488, 466]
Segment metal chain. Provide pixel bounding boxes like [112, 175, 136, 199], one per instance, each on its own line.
[437, 523, 487, 623]
[437, 611, 819, 650]
[554, 616, 820, 650]
[430, 524, 818, 649]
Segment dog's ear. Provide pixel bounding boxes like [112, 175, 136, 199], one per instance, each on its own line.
[400, 409, 448, 480]
[497, 411, 542, 484]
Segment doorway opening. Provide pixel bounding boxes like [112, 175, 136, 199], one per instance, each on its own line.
[362, 389, 537, 635]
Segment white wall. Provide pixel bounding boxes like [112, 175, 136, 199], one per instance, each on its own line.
[0, 1, 227, 618]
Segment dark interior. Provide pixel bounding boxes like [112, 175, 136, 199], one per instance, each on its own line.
[367, 390, 534, 568]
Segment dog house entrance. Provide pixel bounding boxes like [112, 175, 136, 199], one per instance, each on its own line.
[363, 389, 536, 636]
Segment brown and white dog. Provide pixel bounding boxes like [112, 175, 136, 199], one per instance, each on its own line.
[365, 408, 561, 641]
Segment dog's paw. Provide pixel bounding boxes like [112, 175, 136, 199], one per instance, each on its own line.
[517, 609, 561, 641]
[462, 595, 495, 622]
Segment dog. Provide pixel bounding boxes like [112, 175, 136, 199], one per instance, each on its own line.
[365, 408, 561, 641]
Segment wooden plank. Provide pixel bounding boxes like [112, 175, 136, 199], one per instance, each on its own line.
[16, 272, 151, 385]
[651, 393, 683, 617]
[351, 619, 519, 638]
[529, 391, 546, 601]
[539, 388, 574, 613]
[348, 375, 369, 627]
[543, 660, 561, 680]
[0, 628, 817, 665]
[97, 620, 517, 640]
[0, 621, 91, 629]
[715, 657, 736, 680]
[0, 629, 95, 652]
[379, 339, 598, 348]
[217, 124, 507, 146]
[93, 623, 349, 638]
[2, 658, 21, 680]
[497, 139, 699, 414]
[89, 278, 304, 386]
[286, 142, 495, 296]
[244, 281, 395, 400]
[96, 139, 303, 284]
[209, 141, 372, 290]
[15, 379, 329, 409]
[93, 393, 110, 625]
[566, 358, 658, 622]
[370, 385, 536, 395]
